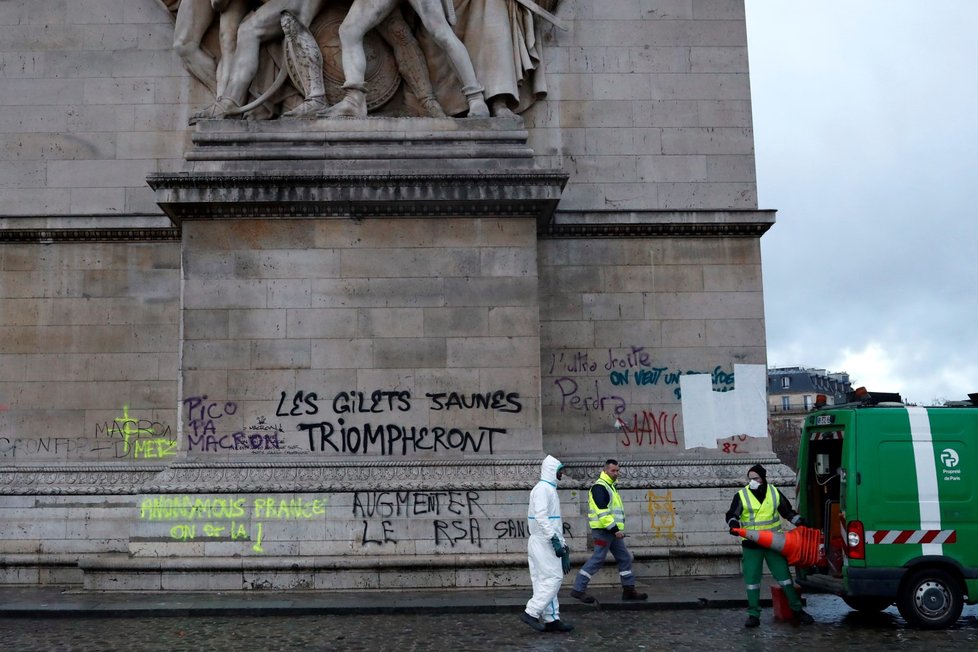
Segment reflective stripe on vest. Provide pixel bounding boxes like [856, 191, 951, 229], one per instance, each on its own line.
[587, 475, 625, 531]
[739, 485, 782, 531]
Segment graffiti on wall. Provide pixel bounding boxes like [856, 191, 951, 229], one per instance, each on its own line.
[353, 490, 573, 548]
[180, 388, 522, 458]
[547, 345, 739, 450]
[646, 490, 677, 539]
[94, 405, 176, 459]
[296, 389, 517, 456]
[139, 495, 328, 553]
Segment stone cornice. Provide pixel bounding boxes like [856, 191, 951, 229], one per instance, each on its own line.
[0, 458, 790, 495]
[148, 171, 569, 225]
[0, 228, 181, 243]
[540, 209, 777, 238]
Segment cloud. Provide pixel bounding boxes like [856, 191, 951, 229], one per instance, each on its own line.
[748, 0, 978, 406]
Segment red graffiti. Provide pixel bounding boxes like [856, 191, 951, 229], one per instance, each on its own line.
[618, 411, 680, 447]
[721, 435, 749, 454]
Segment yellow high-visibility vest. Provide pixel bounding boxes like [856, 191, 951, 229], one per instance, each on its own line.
[739, 484, 782, 533]
[587, 471, 625, 531]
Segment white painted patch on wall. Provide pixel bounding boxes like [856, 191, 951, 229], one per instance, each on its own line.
[679, 364, 768, 450]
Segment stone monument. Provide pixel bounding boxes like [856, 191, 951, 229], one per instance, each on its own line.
[0, 0, 785, 591]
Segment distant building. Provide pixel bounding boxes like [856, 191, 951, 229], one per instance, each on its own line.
[768, 367, 851, 470]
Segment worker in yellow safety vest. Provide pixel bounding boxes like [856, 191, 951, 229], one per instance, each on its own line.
[570, 459, 648, 603]
[725, 464, 815, 628]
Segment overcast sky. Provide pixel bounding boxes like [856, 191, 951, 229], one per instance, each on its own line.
[744, 1, 978, 405]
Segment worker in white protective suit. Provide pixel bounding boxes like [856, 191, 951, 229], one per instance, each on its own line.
[521, 454, 573, 633]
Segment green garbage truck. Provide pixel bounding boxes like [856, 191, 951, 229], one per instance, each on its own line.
[794, 390, 978, 628]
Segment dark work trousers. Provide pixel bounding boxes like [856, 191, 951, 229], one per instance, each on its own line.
[572, 528, 635, 591]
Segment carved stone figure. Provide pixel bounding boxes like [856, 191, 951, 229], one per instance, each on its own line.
[191, 0, 326, 120]
[167, 0, 558, 120]
[172, 0, 250, 100]
[280, 11, 329, 117]
[421, 0, 561, 117]
[296, 5, 448, 118]
[325, 0, 489, 119]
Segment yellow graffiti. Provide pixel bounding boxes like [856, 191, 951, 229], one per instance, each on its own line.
[646, 490, 677, 539]
[252, 522, 264, 553]
[140, 495, 327, 554]
[113, 405, 171, 458]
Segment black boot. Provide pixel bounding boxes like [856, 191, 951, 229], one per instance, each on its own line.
[520, 612, 546, 632]
[793, 610, 814, 625]
[570, 589, 596, 604]
[544, 620, 574, 632]
[622, 586, 648, 601]
[745, 615, 760, 628]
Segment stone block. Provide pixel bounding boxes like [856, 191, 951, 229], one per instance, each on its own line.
[657, 181, 756, 209]
[582, 292, 645, 320]
[373, 338, 447, 369]
[570, 154, 638, 183]
[267, 279, 312, 309]
[357, 308, 424, 338]
[340, 248, 480, 279]
[251, 339, 311, 370]
[487, 306, 538, 337]
[641, 0, 694, 19]
[540, 320, 593, 349]
[444, 277, 537, 307]
[661, 127, 754, 155]
[47, 159, 157, 189]
[423, 307, 488, 338]
[705, 154, 756, 182]
[627, 46, 691, 74]
[184, 309, 229, 340]
[312, 277, 445, 309]
[706, 318, 765, 347]
[227, 309, 287, 340]
[703, 263, 761, 291]
[660, 319, 706, 347]
[692, 0, 745, 20]
[0, 188, 70, 215]
[446, 336, 538, 369]
[183, 340, 251, 370]
[68, 188, 127, 214]
[310, 338, 374, 370]
[236, 249, 342, 280]
[698, 99, 753, 127]
[184, 279, 268, 310]
[591, 320, 662, 349]
[690, 46, 749, 73]
[636, 154, 708, 182]
[117, 130, 188, 159]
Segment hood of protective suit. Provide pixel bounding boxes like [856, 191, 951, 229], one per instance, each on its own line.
[540, 454, 563, 486]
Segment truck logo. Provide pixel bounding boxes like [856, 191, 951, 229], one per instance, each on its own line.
[940, 448, 959, 468]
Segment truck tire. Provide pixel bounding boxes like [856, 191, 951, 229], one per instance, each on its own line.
[842, 595, 892, 613]
[896, 567, 964, 629]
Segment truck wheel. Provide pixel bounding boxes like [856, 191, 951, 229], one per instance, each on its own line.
[842, 595, 892, 612]
[896, 568, 964, 629]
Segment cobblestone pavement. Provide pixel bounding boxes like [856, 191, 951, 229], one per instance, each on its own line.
[2, 595, 978, 651]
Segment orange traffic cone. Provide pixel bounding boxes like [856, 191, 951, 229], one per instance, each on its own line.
[729, 525, 824, 567]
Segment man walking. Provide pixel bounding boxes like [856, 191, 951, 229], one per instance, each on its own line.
[521, 454, 573, 633]
[571, 459, 648, 603]
[726, 464, 814, 627]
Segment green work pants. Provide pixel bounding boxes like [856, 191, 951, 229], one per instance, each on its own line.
[741, 544, 802, 617]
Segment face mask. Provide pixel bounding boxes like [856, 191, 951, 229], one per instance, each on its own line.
[748, 479, 761, 491]
[556, 469, 564, 481]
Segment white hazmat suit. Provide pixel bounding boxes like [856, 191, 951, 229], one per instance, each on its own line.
[524, 454, 566, 624]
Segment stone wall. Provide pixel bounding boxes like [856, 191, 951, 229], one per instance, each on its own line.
[0, 0, 783, 590]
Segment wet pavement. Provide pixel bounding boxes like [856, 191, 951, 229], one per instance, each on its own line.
[2, 581, 978, 651]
